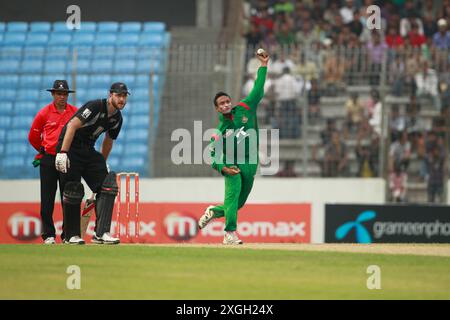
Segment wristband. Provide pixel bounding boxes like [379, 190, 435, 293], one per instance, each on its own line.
[60, 150, 68, 154]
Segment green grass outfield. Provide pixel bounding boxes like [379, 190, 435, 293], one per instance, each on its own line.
[0, 244, 449, 300]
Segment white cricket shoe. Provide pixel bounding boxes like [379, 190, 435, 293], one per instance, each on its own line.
[198, 205, 215, 229]
[43, 237, 56, 245]
[91, 233, 103, 244]
[223, 231, 243, 245]
[93, 232, 120, 245]
[64, 236, 85, 245]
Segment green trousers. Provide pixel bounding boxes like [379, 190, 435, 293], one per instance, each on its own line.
[211, 164, 257, 232]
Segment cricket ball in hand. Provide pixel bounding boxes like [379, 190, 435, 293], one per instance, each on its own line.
[257, 48, 266, 56]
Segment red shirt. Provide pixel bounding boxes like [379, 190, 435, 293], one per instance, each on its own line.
[252, 16, 274, 33]
[385, 35, 404, 48]
[408, 32, 426, 47]
[28, 102, 77, 155]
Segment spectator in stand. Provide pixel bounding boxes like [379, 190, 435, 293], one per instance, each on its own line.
[356, 134, 379, 178]
[366, 88, 378, 120]
[276, 21, 296, 47]
[273, 67, 302, 139]
[385, 25, 404, 48]
[310, 0, 324, 22]
[368, 88, 382, 136]
[399, 0, 420, 18]
[317, 20, 333, 43]
[321, 118, 337, 146]
[336, 25, 354, 46]
[400, 10, 424, 37]
[245, 23, 263, 49]
[308, 40, 327, 71]
[270, 51, 296, 75]
[294, 52, 318, 81]
[345, 92, 365, 135]
[263, 30, 279, 53]
[443, 3, 450, 25]
[389, 162, 408, 202]
[389, 130, 411, 174]
[405, 101, 425, 150]
[426, 145, 445, 203]
[340, 0, 356, 24]
[323, 131, 349, 177]
[347, 10, 363, 38]
[252, 0, 272, 15]
[323, 50, 347, 95]
[414, 60, 441, 110]
[389, 54, 406, 96]
[432, 106, 450, 139]
[276, 160, 297, 177]
[381, 1, 396, 22]
[329, 14, 345, 43]
[421, 0, 440, 21]
[293, 4, 312, 32]
[423, 15, 438, 39]
[439, 65, 450, 107]
[324, 0, 340, 25]
[274, 11, 294, 34]
[251, 6, 274, 36]
[418, 130, 439, 181]
[296, 19, 319, 48]
[405, 52, 420, 96]
[405, 96, 425, 140]
[433, 18, 450, 50]
[367, 31, 388, 85]
[389, 104, 406, 142]
[407, 22, 427, 47]
[307, 79, 321, 123]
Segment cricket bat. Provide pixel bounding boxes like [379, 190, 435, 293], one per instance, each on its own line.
[80, 194, 95, 238]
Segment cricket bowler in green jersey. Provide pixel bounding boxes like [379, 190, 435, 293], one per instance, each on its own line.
[198, 49, 270, 245]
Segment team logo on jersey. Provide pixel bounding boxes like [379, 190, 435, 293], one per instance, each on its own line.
[242, 116, 248, 124]
[81, 109, 92, 119]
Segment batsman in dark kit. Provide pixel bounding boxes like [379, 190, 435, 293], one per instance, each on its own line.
[55, 82, 129, 245]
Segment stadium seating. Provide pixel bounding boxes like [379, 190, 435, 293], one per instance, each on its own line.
[0, 102, 13, 116]
[0, 20, 169, 178]
[30, 22, 51, 33]
[0, 75, 19, 88]
[52, 22, 71, 33]
[6, 22, 28, 32]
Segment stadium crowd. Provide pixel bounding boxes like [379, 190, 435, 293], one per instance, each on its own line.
[242, 0, 450, 203]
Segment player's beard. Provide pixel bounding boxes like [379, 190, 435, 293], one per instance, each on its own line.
[112, 98, 125, 110]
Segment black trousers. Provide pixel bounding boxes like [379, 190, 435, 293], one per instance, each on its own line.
[58, 143, 108, 239]
[39, 153, 64, 240]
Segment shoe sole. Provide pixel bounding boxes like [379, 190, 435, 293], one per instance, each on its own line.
[102, 240, 120, 245]
[222, 241, 244, 245]
[91, 239, 104, 244]
[198, 207, 215, 230]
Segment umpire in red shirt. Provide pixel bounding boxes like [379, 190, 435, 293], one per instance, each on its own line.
[28, 80, 77, 244]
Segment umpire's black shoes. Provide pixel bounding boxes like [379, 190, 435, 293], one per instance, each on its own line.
[64, 236, 85, 245]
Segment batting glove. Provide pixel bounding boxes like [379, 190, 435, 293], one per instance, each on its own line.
[55, 152, 70, 173]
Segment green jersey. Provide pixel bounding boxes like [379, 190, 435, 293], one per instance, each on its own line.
[211, 66, 267, 174]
